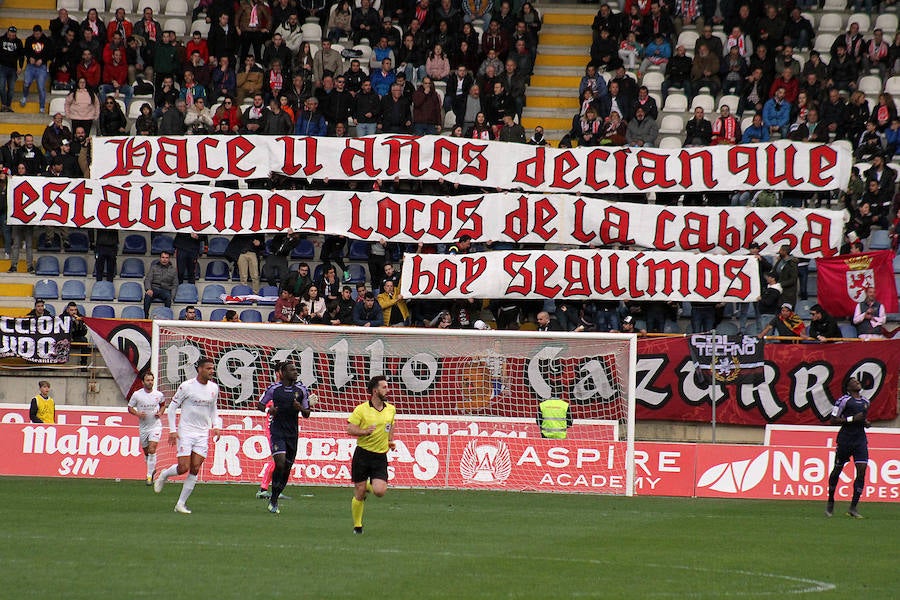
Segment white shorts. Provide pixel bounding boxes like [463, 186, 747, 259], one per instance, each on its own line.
[139, 424, 163, 448]
[176, 431, 210, 458]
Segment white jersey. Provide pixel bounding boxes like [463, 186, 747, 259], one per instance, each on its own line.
[128, 388, 165, 430]
[168, 377, 222, 436]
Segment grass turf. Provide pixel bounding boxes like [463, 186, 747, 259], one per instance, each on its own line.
[1, 477, 897, 599]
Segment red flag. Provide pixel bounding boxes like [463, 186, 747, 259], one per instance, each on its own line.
[814, 250, 898, 318]
[83, 317, 153, 400]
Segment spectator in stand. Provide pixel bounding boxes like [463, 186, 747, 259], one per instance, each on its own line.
[51, 29, 77, 92]
[50, 9, 77, 45]
[463, 0, 494, 31]
[320, 74, 354, 131]
[639, 33, 670, 78]
[354, 80, 381, 136]
[711, 104, 740, 145]
[790, 107, 827, 143]
[242, 93, 268, 132]
[94, 229, 119, 283]
[318, 264, 341, 302]
[16, 134, 45, 176]
[749, 44, 775, 82]
[426, 44, 451, 84]
[725, 25, 752, 60]
[180, 305, 199, 321]
[76, 49, 101, 91]
[885, 117, 900, 158]
[445, 64, 473, 120]
[396, 34, 426, 85]
[264, 59, 286, 104]
[721, 46, 747, 96]
[828, 45, 858, 93]
[81, 8, 106, 48]
[100, 48, 133, 108]
[486, 80, 515, 134]
[143, 250, 178, 318]
[330, 286, 356, 325]
[185, 50, 213, 91]
[153, 75, 178, 118]
[294, 96, 328, 135]
[772, 244, 799, 309]
[845, 91, 871, 144]
[497, 113, 525, 143]
[758, 303, 806, 339]
[762, 86, 790, 138]
[184, 30, 209, 65]
[741, 113, 769, 143]
[353, 292, 385, 327]
[213, 96, 241, 132]
[208, 13, 240, 67]
[159, 98, 188, 135]
[276, 13, 303, 54]
[783, 8, 813, 52]
[327, 1, 354, 43]
[466, 111, 494, 140]
[237, 55, 264, 103]
[378, 280, 409, 326]
[631, 85, 658, 121]
[370, 36, 396, 71]
[0, 27, 24, 113]
[262, 34, 291, 74]
[854, 121, 883, 161]
[597, 110, 626, 145]
[599, 80, 631, 120]
[853, 287, 886, 340]
[661, 44, 692, 101]
[626, 106, 658, 147]
[590, 27, 619, 70]
[872, 93, 897, 133]
[579, 64, 608, 105]
[818, 87, 846, 140]
[179, 69, 207, 106]
[690, 43, 720, 99]
[133, 7, 162, 65]
[210, 56, 237, 103]
[769, 67, 798, 104]
[342, 59, 366, 96]
[684, 107, 712, 147]
[808, 304, 841, 341]
[351, 0, 380, 45]
[694, 23, 723, 59]
[774, 45, 801, 79]
[153, 31, 181, 88]
[236, 0, 272, 62]
[41, 113, 72, 158]
[412, 77, 443, 136]
[185, 96, 215, 133]
[379, 83, 412, 134]
[273, 288, 299, 323]
[640, 2, 674, 46]
[618, 31, 643, 71]
[499, 59, 526, 120]
[302, 284, 327, 324]
[98, 96, 128, 136]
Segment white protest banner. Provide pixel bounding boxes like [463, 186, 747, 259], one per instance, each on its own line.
[8, 177, 844, 256]
[88, 135, 853, 194]
[399, 250, 761, 301]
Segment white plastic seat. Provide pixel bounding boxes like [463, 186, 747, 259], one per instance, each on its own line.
[740, 116, 754, 132]
[677, 30, 699, 51]
[127, 102, 145, 119]
[642, 71, 664, 93]
[443, 111, 457, 130]
[57, 0, 80, 11]
[81, 0, 104, 11]
[817, 14, 844, 34]
[858, 75, 883, 96]
[164, 0, 188, 16]
[164, 18, 186, 38]
[189, 19, 210, 37]
[884, 76, 900, 97]
[875, 13, 899, 35]
[848, 13, 870, 33]
[137, 0, 161, 14]
[822, 0, 845, 11]
[659, 114, 685, 135]
[813, 33, 837, 56]
[48, 97, 67, 117]
[659, 136, 682, 149]
[662, 93, 688, 113]
[301, 23, 322, 42]
[717, 94, 740, 112]
[690, 94, 715, 114]
[109, 0, 134, 12]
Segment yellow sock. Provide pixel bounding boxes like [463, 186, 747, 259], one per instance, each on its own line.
[366, 481, 373, 494]
[351, 497, 365, 528]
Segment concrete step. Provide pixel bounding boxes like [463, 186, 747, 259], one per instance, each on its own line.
[543, 12, 596, 26]
[533, 65, 585, 77]
[522, 115, 572, 131]
[540, 23, 593, 35]
[538, 32, 593, 47]
[530, 73, 583, 88]
[0, 118, 48, 138]
[3, 0, 56, 10]
[528, 93, 579, 109]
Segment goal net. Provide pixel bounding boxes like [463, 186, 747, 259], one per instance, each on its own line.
[151, 321, 637, 495]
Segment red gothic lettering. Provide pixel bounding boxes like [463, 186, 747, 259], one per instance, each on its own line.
[427, 199, 453, 240]
[534, 254, 562, 298]
[402, 198, 426, 240]
[10, 180, 39, 222]
[513, 146, 544, 188]
[97, 183, 136, 228]
[562, 255, 591, 297]
[808, 145, 838, 187]
[799, 214, 835, 257]
[679, 213, 714, 252]
[455, 198, 483, 239]
[171, 187, 209, 230]
[196, 137, 223, 179]
[571, 199, 597, 244]
[503, 253, 532, 295]
[211, 191, 264, 231]
[139, 184, 167, 230]
[346, 194, 373, 238]
[678, 149, 718, 188]
[723, 259, 752, 300]
[584, 148, 611, 191]
[550, 151, 581, 189]
[339, 138, 381, 177]
[406, 255, 435, 295]
[632, 150, 676, 190]
[435, 259, 458, 295]
[377, 197, 402, 237]
[728, 146, 760, 186]
[226, 136, 257, 178]
[652, 209, 676, 250]
[765, 144, 802, 187]
[67, 180, 93, 228]
[599, 206, 635, 245]
[383, 136, 427, 177]
[294, 195, 325, 231]
[533, 197, 558, 241]
[278, 136, 322, 177]
[459, 256, 488, 294]
[157, 137, 191, 178]
[502, 197, 529, 242]
[430, 137, 459, 176]
[593, 253, 625, 296]
[694, 258, 719, 299]
[459, 142, 488, 180]
[769, 211, 799, 249]
[717, 210, 742, 254]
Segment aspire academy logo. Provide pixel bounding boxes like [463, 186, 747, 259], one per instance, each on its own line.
[459, 440, 512, 484]
[696, 450, 769, 494]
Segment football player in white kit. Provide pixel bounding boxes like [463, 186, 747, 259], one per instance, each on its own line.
[127, 371, 166, 485]
[154, 358, 222, 514]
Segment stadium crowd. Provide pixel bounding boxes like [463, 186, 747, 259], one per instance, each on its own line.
[0, 0, 898, 340]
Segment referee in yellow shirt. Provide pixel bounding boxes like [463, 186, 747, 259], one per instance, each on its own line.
[348, 375, 396, 535]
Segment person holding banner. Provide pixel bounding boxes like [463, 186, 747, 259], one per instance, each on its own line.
[825, 377, 870, 519]
[757, 303, 807, 339]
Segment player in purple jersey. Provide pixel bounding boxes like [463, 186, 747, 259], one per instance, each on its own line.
[825, 377, 870, 519]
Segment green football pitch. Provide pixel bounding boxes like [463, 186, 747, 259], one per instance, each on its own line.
[2, 477, 897, 599]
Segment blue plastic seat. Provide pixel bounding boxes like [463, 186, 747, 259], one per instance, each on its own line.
[266, 310, 276, 322]
[839, 323, 858, 339]
[150, 234, 175, 255]
[869, 229, 891, 250]
[118, 281, 144, 302]
[91, 304, 116, 318]
[313, 264, 324, 282]
[120, 257, 146, 278]
[174, 283, 199, 304]
[207, 236, 230, 256]
[122, 234, 147, 254]
[63, 256, 88, 277]
[348, 240, 370, 260]
[151, 306, 174, 320]
[33, 279, 59, 299]
[178, 307, 203, 319]
[344, 263, 367, 284]
[34, 255, 60, 276]
[204, 260, 231, 281]
[90, 280, 116, 301]
[37, 232, 62, 251]
[257, 286, 279, 305]
[121, 305, 146, 319]
[65, 231, 90, 253]
[209, 308, 228, 321]
[240, 309, 263, 322]
[60, 280, 86, 300]
[230, 285, 254, 303]
[291, 238, 315, 259]
[202, 284, 227, 304]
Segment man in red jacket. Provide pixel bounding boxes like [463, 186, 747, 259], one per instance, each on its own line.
[76, 48, 101, 89]
[100, 48, 133, 108]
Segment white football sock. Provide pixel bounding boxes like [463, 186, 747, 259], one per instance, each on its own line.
[177, 473, 198, 506]
[146, 453, 157, 478]
[160, 464, 179, 482]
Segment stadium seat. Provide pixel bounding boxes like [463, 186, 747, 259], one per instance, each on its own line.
[210, 308, 228, 321]
[122, 234, 147, 254]
[150, 234, 175, 255]
[58, 0, 80, 11]
[118, 281, 144, 302]
[817, 13, 844, 34]
[715, 321, 739, 335]
[240, 309, 263, 322]
[642, 71, 665, 94]
[48, 97, 68, 118]
[90, 280, 116, 301]
[266, 310, 276, 322]
[174, 282, 199, 304]
[893, 254, 900, 273]
[205, 260, 231, 281]
[190, 19, 211, 38]
[690, 94, 715, 114]
[120, 257, 146, 278]
[163, 19, 187, 39]
[885, 76, 900, 97]
[82, 0, 104, 13]
[34, 279, 59, 300]
[302, 23, 323, 43]
[740, 116, 754, 132]
[659, 114, 685, 136]
[121, 305, 146, 319]
[658, 136, 683, 149]
[137, 0, 160, 13]
[164, 0, 188, 15]
[348, 240, 370, 260]
[869, 229, 891, 250]
[813, 33, 837, 56]
[676, 30, 699, 54]
[230, 285, 255, 303]
[37, 232, 62, 252]
[178, 307, 203, 319]
[202, 284, 227, 304]
[875, 13, 899, 35]
[61, 280, 86, 300]
[313, 263, 324, 283]
[839, 323, 858, 339]
[151, 307, 174, 320]
[63, 256, 89, 277]
[291, 238, 316, 259]
[34, 256, 60, 276]
[66, 232, 90, 252]
[662, 93, 688, 113]
[848, 13, 870, 32]
[207, 236, 230, 256]
[257, 286, 279, 305]
[858, 76, 883, 96]
[91, 304, 116, 318]
[717, 95, 740, 112]
[344, 263, 367, 284]
[109, 0, 133, 12]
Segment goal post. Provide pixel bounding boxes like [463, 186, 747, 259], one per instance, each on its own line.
[151, 321, 637, 496]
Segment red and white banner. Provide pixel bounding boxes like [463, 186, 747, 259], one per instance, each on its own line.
[88, 135, 852, 193]
[812, 250, 899, 318]
[765, 424, 900, 448]
[635, 337, 900, 425]
[8, 177, 844, 256]
[400, 249, 761, 301]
